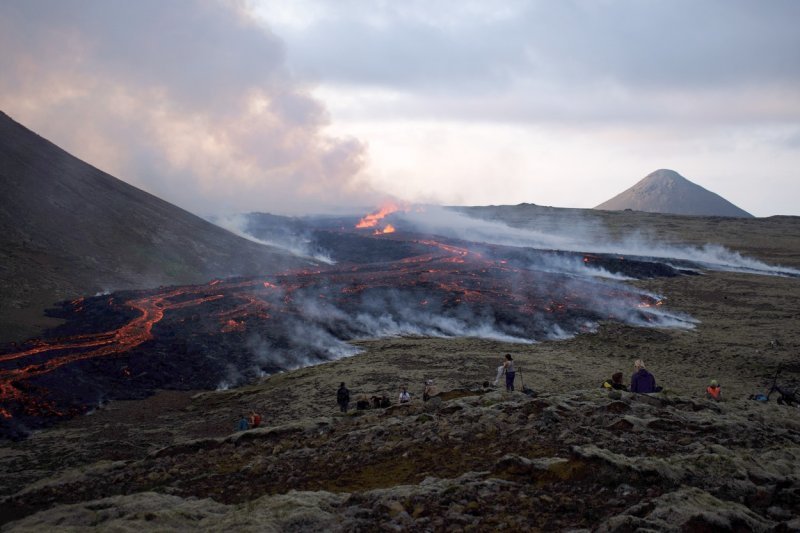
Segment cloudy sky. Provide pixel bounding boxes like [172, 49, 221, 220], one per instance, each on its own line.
[1, 1, 799, 216]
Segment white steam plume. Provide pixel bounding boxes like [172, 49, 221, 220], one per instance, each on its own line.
[211, 213, 335, 264]
[401, 206, 799, 277]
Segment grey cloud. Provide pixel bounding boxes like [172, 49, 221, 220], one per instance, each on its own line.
[4, 0, 286, 112]
[0, 0, 373, 215]
[268, 0, 800, 126]
[280, 0, 800, 91]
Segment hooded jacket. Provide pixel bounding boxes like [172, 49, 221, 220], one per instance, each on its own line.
[630, 368, 657, 393]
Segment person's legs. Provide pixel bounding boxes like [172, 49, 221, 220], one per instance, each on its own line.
[506, 371, 515, 391]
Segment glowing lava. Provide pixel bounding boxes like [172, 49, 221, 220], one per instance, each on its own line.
[375, 224, 396, 235]
[356, 202, 403, 229]
[0, 227, 687, 438]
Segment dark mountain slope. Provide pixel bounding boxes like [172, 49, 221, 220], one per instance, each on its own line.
[595, 169, 753, 218]
[0, 111, 311, 342]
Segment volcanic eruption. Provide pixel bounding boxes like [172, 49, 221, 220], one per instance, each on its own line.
[0, 215, 700, 439]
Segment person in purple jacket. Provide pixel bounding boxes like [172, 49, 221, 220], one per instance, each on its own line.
[630, 359, 660, 393]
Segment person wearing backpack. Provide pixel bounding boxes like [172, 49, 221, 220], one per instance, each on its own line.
[249, 410, 262, 428]
[337, 382, 350, 413]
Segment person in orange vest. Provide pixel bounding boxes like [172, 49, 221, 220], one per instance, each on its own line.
[249, 410, 262, 428]
[706, 380, 722, 401]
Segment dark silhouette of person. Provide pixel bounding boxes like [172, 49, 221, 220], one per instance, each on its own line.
[337, 382, 350, 413]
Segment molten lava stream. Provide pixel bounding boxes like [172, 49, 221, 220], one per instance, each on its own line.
[0, 333, 117, 363]
[355, 202, 402, 229]
[0, 283, 236, 418]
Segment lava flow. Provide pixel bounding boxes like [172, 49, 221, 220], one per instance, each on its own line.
[356, 201, 406, 235]
[0, 226, 692, 439]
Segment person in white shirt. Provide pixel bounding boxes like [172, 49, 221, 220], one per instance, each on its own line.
[399, 385, 411, 403]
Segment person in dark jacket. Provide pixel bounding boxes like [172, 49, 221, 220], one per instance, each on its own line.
[630, 359, 659, 393]
[337, 382, 350, 413]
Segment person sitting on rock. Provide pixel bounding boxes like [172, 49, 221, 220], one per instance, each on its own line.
[706, 380, 722, 401]
[630, 359, 660, 393]
[399, 385, 411, 404]
[371, 395, 382, 409]
[423, 379, 438, 401]
[371, 394, 391, 408]
[235, 414, 249, 432]
[249, 410, 262, 428]
[602, 372, 629, 391]
[356, 394, 370, 410]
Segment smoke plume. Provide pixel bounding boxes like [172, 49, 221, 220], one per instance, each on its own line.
[0, 0, 376, 215]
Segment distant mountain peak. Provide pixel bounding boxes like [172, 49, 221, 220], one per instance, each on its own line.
[594, 169, 753, 218]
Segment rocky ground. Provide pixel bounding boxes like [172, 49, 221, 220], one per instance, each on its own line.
[1, 387, 798, 531]
[1, 210, 799, 531]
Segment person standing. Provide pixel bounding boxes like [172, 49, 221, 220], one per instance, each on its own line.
[630, 359, 658, 393]
[503, 354, 516, 392]
[337, 382, 350, 413]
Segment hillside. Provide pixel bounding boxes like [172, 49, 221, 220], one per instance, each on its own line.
[594, 169, 753, 218]
[0, 112, 311, 343]
[1, 206, 799, 530]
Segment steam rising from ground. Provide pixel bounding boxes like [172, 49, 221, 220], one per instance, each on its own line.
[223, 275, 694, 389]
[213, 213, 335, 264]
[400, 207, 800, 277]
[195, 205, 800, 389]
[206, 223, 703, 389]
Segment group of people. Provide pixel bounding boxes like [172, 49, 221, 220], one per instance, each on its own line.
[336, 379, 440, 413]
[234, 354, 789, 434]
[601, 359, 723, 401]
[337, 354, 521, 416]
[602, 359, 663, 394]
[235, 410, 262, 432]
[334, 355, 743, 421]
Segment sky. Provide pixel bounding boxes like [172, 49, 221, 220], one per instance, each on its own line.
[1, 1, 799, 217]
